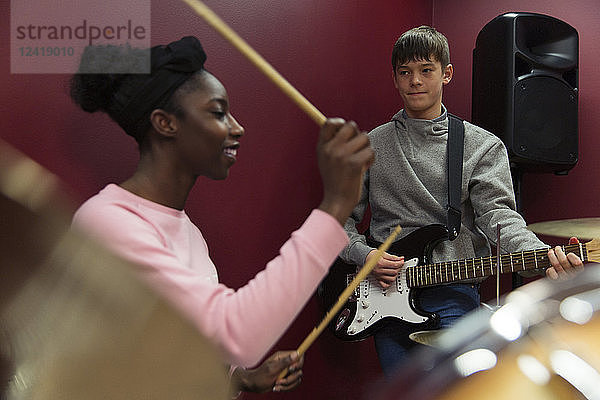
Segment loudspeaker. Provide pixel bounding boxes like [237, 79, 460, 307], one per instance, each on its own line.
[472, 12, 578, 174]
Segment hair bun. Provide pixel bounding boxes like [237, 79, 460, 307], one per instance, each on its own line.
[70, 45, 150, 113]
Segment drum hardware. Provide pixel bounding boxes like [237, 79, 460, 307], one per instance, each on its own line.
[496, 223, 501, 307]
[373, 266, 600, 400]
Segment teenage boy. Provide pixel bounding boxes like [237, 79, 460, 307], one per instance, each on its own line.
[340, 25, 583, 377]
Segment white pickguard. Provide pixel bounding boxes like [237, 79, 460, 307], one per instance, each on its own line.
[345, 257, 428, 336]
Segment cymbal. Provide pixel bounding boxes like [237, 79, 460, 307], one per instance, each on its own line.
[527, 217, 600, 239]
[1, 140, 229, 399]
[409, 330, 443, 347]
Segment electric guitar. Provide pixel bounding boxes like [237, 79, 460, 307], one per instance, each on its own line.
[317, 224, 600, 342]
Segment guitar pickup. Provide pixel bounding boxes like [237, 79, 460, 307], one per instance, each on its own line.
[361, 279, 370, 298]
[346, 273, 370, 300]
[347, 274, 359, 300]
[396, 271, 404, 294]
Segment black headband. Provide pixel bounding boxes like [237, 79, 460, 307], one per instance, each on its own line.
[115, 36, 207, 139]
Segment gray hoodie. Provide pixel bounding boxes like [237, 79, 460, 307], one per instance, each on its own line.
[341, 106, 545, 281]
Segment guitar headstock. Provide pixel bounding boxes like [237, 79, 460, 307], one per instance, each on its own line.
[585, 238, 600, 263]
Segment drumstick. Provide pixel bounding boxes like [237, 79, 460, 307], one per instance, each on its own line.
[278, 225, 403, 379]
[181, 0, 394, 377]
[181, 0, 327, 126]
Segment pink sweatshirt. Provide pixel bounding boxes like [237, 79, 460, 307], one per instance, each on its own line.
[72, 184, 348, 367]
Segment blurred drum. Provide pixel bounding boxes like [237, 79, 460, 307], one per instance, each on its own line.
[373, 264, 600, 400]
[0, 140, 229, 400]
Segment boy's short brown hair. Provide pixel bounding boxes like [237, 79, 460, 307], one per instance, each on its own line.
[392, 26, 450, 71]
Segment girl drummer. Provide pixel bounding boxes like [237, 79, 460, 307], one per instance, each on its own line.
[69, 36, 373, 394]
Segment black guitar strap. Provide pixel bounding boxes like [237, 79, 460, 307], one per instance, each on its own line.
[446, 113, 464, 241]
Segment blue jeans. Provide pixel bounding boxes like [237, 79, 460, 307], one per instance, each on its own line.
[373, 283, 480, 377]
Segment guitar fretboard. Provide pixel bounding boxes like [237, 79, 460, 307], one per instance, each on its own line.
[406, 243, 588, 288]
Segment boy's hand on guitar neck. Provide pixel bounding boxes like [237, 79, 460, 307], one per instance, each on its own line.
[366, 250, 404, 289]
[365, 236, 586, 286]
[545, 236, 585, 280]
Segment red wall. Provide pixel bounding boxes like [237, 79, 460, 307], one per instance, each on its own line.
[434, 0, 600, 303]
[1, 1, 431, 399]
[435, 0, 600, 223]
[2, 0, 599, 399]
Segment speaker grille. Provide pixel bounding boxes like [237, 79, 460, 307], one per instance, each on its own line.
[513, 75, 578, 165]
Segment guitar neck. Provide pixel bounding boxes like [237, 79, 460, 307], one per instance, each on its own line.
[407, 242, 589, 288]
